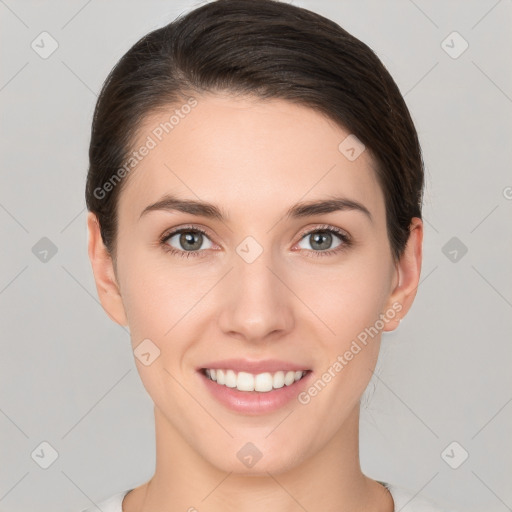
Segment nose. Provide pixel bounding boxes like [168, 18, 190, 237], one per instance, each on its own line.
[217, 248, 294, 344]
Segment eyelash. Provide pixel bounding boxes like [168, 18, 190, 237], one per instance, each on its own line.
[159, 224, 352, 259]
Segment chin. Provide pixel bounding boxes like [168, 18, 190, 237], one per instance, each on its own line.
[203, 442, 305, 477]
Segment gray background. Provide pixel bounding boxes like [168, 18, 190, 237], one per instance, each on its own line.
[1, 0, 511, 511]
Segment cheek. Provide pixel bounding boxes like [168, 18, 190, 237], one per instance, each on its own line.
[118, 250, 217, 352]
[118, 259, 203, 409]
[327, 277, 388, 341]
[298, 270, 387, 421]
[296, 251, 392, 398]
[302, 254, 391, 341]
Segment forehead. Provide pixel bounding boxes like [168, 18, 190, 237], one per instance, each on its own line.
[117, 94, 385, 224]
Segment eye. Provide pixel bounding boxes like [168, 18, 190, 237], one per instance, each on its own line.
[160, 226, 214, 258]
[159, 224, 352, 259]
[296, 225, 351, 257]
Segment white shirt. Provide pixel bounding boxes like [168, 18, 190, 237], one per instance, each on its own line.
[80, 482, 456, 511]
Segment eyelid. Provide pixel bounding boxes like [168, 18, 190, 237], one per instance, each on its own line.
[160, 224, 215, 242]
[296, 223, 349, 239]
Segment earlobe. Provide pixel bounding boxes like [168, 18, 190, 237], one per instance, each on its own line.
[382, 217, 423, 332]
[86, 212, 128, 327]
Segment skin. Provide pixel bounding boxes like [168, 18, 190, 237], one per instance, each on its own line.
[87, 93, 422, 512]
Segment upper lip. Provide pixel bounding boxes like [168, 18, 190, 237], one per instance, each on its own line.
[198, 358, 311, 374]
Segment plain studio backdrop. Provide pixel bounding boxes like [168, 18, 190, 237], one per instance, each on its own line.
[0, 1, 511, 511]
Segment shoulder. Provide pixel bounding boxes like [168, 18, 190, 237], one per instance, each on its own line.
[80, 489, 132, 512]
[383, 482, 458, 512]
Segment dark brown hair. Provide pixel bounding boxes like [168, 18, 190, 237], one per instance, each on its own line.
[86, 0, 424, 263]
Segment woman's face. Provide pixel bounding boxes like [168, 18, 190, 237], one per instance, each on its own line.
[88, 93, 421, 475]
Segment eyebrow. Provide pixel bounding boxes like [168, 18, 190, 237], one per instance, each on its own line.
[139, 193, 373, 223]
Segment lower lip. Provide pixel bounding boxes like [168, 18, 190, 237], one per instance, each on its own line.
[198, 370, 313, 415]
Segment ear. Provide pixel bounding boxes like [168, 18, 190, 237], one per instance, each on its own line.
[382, 217, 423, 332]
[87, 211, 128, 327]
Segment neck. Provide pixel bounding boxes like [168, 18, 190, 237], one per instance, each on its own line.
[126, 404, 393, 512]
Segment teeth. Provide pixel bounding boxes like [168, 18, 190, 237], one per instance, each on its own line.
[204, 368, 307, 392]
[224, 369, 237, 388]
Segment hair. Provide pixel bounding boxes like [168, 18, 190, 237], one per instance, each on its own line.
[86, 0, 424, 264]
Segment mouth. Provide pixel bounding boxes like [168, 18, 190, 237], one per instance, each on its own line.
[196, 358, 314, 414]
[200, 367, 312, 393]
[198, 366, 313, 414]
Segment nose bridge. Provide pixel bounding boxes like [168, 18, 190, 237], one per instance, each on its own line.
[236, 244, 279, 297]
[217, 239, 293, 340]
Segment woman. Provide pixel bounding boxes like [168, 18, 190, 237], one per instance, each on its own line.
[83, 0, 453, 510]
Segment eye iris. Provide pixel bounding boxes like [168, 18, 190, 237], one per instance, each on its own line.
[310, 231, 332, 250]
[180, 231, 202, 251]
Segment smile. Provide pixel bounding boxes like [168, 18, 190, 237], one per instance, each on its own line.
[202, 368, 309, 393]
